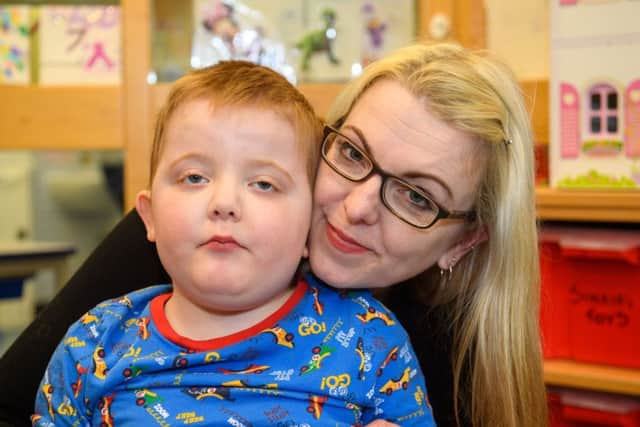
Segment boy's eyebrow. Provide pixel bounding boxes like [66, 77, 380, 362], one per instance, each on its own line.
[248, 159, 295, 184]
[168, 154, 295, 183]
[342, 124, 454, 200]
[168, 152, 208, 170]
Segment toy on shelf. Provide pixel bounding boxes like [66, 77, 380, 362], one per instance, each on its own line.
[296, 8, 339, 72]
[189, 1, 415, 83]
[360, 2, 387, 67]
[191, 0, 296, 83]
[550, 0, 640, 189]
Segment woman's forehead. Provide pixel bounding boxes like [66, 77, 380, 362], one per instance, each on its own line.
[347, 81, 466, 152]
[347, 81, 477, 162]
[345, 80, 485, 206]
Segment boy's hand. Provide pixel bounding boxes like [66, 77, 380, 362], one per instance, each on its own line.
[364, 421, 400, 427]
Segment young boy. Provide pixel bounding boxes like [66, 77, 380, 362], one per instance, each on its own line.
[33, 61, 435, 426]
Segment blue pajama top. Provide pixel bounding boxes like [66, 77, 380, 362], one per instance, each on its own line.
[33, 274, 436, 426]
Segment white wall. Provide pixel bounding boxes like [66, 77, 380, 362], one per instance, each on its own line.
[486, 0, 550, 80]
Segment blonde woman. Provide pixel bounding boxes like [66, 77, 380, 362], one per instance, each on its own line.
[1, 43, 547, 427]
[311, 43, 547, 426]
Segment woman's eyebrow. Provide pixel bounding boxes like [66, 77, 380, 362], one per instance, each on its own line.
[342, 124, 454, 200]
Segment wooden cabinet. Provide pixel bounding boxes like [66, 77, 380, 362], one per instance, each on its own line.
[0, 86, 122, 150]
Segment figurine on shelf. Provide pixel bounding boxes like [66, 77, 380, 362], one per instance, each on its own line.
[200, 0, 239, 56]
[296, 8, 339, 72]
[361, 2, 387, 67]
[191, 0, 295, 83]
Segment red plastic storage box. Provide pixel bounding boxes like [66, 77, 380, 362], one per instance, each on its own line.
[548, 387, 640, 427]
[540, 226, 640, 369]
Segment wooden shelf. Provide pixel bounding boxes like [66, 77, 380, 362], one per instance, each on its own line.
[536, 187, 640, 223]
[545, 359, 640, 396]
[149, 82, 345, 122]
[298, 82, 345, 120]
[0, 77, 546, 150]
[0, 85, 122, 150]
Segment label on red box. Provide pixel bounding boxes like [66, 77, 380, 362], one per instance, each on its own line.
[570, 283, 634, 329]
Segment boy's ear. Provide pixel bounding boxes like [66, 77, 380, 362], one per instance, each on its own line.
[437, 225, 488, 270]
[135, 190, 156, 242]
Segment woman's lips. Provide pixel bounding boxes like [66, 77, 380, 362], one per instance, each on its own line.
[325, 223, 369, 254]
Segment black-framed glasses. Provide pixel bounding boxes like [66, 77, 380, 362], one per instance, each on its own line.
[321, 125, 476, 229]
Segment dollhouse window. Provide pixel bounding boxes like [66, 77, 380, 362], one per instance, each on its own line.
[588, 84, 618, 136]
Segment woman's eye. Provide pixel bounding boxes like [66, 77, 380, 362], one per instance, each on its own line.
[404, 189, 433, 211]
[408, 190, 427, 206]
[339, 141, 364, 162]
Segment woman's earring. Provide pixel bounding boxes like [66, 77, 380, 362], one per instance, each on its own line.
[439, 267, 447, 287]
[440, 257, 457, 283]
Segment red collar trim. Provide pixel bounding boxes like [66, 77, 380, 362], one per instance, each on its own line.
[150, 278, 308, 351]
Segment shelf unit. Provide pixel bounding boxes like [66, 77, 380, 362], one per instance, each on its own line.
[544, 360, 640, 397]
[537, 187, 640, 223]
[1, 0, 639, 399]
[0, 85, 122, 150]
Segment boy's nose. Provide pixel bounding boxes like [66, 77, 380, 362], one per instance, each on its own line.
[343, 175, 382, 225]
[208, 178, 241, 221]
[213, 206, 236, 219]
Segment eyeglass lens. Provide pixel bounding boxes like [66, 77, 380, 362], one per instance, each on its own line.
[322, 130, 440, 228]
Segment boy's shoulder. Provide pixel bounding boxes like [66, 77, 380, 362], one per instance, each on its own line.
[66, 285, 171, 339]
[90, 284, 170, 316]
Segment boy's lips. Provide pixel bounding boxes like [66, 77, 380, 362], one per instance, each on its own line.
[202, 235, 243, 251]
[325, 223, 370, 254]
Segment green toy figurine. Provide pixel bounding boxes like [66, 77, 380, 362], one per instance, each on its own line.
[296, 8, 339, 72]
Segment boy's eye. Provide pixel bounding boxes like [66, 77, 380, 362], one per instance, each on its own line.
[253, 181, 275, 191]
[181, 174, 207, 184]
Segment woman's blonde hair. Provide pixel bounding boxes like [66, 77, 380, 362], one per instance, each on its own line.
[326, 43, 546, 426]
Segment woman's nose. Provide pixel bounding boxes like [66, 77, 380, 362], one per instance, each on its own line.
[208, 178, 241, 221]
[342, 174, 382, 225]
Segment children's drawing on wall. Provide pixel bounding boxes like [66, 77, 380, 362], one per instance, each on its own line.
[550, 0, 640, 189]
[192, 0, 295, 82]
[39, 6, 120, 85]
[0, 5, 34, 84]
